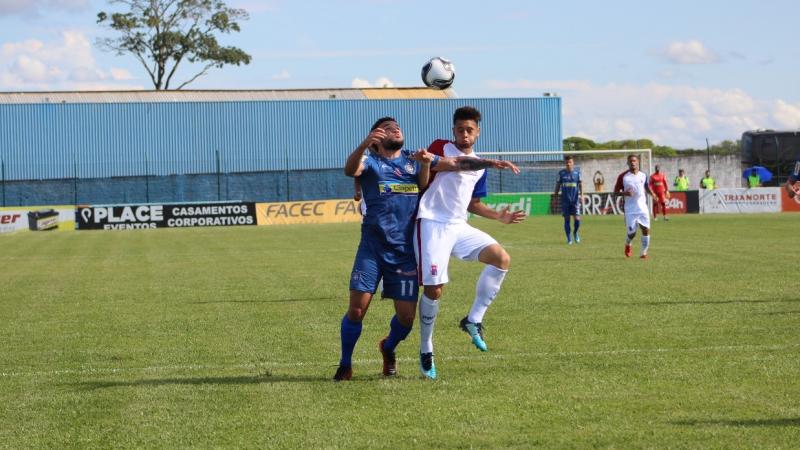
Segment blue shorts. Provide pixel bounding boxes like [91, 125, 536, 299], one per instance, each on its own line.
[562, 201, 581, 216]
[349, 237, 419, 302]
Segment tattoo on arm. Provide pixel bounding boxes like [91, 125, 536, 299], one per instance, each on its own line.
[457, 158, 495, 171]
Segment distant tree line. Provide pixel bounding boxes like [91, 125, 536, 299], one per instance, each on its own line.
[563, 136, 740, 157]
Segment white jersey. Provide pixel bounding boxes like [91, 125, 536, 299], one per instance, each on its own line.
[615, 170, 649, 216]
[416, 140, 488, 224]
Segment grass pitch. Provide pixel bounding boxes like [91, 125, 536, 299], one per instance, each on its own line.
[1, 214, 799, 448]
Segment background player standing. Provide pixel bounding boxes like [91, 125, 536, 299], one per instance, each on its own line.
[648, 165, 670, 221]
[554, 155, 583, 244]
[614, 155, 655, 259]
[335, 117, 435, 381]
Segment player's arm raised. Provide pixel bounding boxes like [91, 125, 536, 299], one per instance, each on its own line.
[468, 198, 526, 224]
[344, 128, 385, 177]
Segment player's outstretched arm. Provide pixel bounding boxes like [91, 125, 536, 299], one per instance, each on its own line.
[433, 157, 520, 174]
[344, 128, 385, 177]
[468, 198, 526, 224]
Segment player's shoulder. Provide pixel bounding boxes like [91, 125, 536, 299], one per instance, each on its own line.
[428, 139, 453, 156]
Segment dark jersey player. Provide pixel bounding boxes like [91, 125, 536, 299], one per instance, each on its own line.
[554, 155, 583, 244]
[335, 117, 437, 381]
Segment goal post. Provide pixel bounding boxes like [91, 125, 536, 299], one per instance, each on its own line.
[476, 148, 653, 194]
[475, 149, 653, 216]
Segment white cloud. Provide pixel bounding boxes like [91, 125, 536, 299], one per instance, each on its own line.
[487, 78, 799, 147]
[110, 68, 135, 81]
[0, 31, 145, 91]
[773, 100, 800, 129]
[0, 0, 88, 16]
[661, 39, 718, 65]
[271, 69, 290, 80]
[350, 77, 395, 88]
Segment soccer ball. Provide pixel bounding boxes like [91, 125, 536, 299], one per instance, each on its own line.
[421, 57, 455, 90]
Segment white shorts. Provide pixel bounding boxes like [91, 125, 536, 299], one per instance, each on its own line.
[414, 218, 498, 286]
[625, 212, 650, 234]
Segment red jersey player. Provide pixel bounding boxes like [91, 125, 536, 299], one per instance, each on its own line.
[648, 165, 670, 221]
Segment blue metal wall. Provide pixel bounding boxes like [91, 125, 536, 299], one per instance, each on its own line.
[0, 97, 561, 181]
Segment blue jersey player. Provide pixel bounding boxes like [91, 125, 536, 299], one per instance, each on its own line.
[335, 117, 436, 381]
[554, 155, 583, 244]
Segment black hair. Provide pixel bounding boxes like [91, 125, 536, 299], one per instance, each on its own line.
[453, 106, 481, 124]
[371, 116, 397, 131]
[564, 155, 574, 161]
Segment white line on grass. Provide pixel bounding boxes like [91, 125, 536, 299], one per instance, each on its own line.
[2, 342, 797, 379]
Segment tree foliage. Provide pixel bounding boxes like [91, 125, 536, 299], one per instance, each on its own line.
[97, 0, 251, 90]
[563, 136, 741, 157]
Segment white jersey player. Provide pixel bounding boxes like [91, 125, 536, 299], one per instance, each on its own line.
[614, 154, 655, 259]
[414, 106, 525, 380]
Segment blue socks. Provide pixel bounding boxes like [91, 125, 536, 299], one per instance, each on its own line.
[573, 218, 581, 236]
[384, 315, 412, 352]
[563, 217, 571, 239]
[339, 314, 362, 367]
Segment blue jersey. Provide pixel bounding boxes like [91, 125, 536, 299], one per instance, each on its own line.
[791, 160, 800, 183]
[358, 149, 434, 255]
[557, 168, 581, 204]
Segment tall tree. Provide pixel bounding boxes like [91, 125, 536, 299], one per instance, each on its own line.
[97, 0, 251, 90]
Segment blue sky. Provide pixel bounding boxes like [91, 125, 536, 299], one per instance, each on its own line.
[1, 0, 798, 147]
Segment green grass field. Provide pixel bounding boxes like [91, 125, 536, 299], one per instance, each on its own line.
[1, 214, 799, 448]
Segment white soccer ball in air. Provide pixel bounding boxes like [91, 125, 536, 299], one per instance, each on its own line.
[421, 57, 455, 90]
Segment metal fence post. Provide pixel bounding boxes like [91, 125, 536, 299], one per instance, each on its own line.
[284, 148, 291, 202]
[1, 159, 5, 207]
[215, 149, 221, 201]
[73, 160, 78, 206]
[145, 155, 150, 203]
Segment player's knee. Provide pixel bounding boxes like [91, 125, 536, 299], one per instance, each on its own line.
[495, 250, 511, 270]
[423, 285, 442, 299]
[397, 311, 415, 327]
[347, 307, 367, 322]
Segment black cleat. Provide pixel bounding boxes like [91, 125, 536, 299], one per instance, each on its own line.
[379, 338, 397, 376]
[333, 365, 352, 382]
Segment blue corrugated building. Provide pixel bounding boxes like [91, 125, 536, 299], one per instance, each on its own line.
[0, 88, 561, 206]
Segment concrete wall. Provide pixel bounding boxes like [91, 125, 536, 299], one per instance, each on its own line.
[575, 153, 741, 192]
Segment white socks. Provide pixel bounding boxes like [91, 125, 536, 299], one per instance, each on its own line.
[419, 294, 439, 354]
[468, 265, 508, 324]
[625, 235, 633, 245]
[641, 235, 650, 255]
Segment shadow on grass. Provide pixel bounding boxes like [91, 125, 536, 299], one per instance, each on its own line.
[672, 417, 800, 427]
[75, 373, 396, 390]
[190, 296, 339, 305]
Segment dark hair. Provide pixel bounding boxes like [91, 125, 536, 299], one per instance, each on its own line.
[370, 116, 397, 131]
[627, 154, 638, 161]
[453, 106, 481, 124]
[564, 155, 573, 161]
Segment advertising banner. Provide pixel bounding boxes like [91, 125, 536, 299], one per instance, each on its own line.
[256, 199, 362, 225]
[481, 193, 551, 217]
[699, 188, 781, 214]
[579, 193, 626, 215]
[0, 206, 75, 234]
[77, 202, 256, 230]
